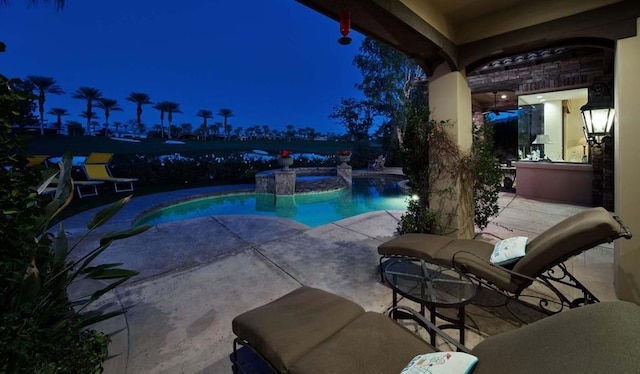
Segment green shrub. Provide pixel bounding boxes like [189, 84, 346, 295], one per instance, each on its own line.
[1, 74, 149, 373]
[108, 152, 337, 187]
[397, 199, 444, 234]
[397, 101, 501, 234]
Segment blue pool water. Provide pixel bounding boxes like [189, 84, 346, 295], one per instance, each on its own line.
[134, 177, 408, 227]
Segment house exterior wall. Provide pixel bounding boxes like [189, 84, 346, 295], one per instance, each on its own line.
[614, 18, 640, 303]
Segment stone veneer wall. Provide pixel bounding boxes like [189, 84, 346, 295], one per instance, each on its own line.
[255, 167, 351, 195]
[590, 135, 615, 211]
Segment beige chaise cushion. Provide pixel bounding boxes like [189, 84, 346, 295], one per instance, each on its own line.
[377, 233, 454, 260]
[471, 301, 640, 373]
[290, 312, 435, 373]
[378, 207, 624, 292]
[514, 207, 621, 277]
[232, 286, 365, 372]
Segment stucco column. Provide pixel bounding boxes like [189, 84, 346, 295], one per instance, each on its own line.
[428, 70, 474, 239]
[614, 18, 640, 303]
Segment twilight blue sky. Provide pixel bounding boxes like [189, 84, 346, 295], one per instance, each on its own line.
[0, 0, 365, 134]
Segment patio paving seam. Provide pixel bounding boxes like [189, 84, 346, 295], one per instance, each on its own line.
[248, 244, 303, 284]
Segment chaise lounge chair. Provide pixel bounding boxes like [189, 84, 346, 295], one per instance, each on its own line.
[26, 154, 50, 167]
[82, 152, 137, 193]
[378, 207, 632, 313]
[31, 156, 103, 198]
[231, 286, 640, 373]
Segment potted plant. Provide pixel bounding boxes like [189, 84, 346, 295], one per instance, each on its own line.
[336, 150, 352, 166]
[277, 149, 293, 170]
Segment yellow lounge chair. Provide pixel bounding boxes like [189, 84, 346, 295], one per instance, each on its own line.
[27, 155, 50, 167]
[49, 177, 103, 199]
[82, 153, 137, 193]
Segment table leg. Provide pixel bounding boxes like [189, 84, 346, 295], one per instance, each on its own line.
[391, 289, 398, 320]
[458, 306, 466, 348]
[429, 305, 436, 346]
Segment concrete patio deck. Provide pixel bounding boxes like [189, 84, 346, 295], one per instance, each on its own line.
[64, 172, 618, 374]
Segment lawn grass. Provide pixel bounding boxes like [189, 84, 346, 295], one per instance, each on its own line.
[27, 135, 353, 157]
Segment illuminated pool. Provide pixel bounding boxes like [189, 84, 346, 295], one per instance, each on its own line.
[134, 177, 408, 227]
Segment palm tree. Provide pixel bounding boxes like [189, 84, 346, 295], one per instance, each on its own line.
[79, 110, 99, 134]
[72, 87, 103, 133]
[126, 92, 152, 130]
[180, 123, 192, 135]
[153, 101, 170, 139]
[26, 76, 64, 135]
[65, 120, 83, 136]
[113, 121, 122, 135]
[212, 121, 222, 138]
[95, 98, 123, 134]
[286, 124, 296, 140]
[47, 107, 68, 134]
[165, 102, 181, 139]
[153, 101, 180, 139]
[1, 1, 65, 9]
[224, 123, 232, 138]
[217, 108, 234, 136]
[196, 109, 213, 140]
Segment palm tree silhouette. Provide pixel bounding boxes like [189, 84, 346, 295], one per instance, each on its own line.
[217, 108, 234, 138]
[96, 98, 123, 135]
[79, 110, 99, 134]
[26, 76, 64, 135]
[126, 92, 152, 131]
[212, 122, 223, 138]
[72, 87, 103, 133]
[165, 102, 181, 139]
[113, 121, 122, 135]
[1, 1, 65, 9]
[196, 109, 213, 140]
[47, 107, 68, 134]
[153, 101, 170, 139]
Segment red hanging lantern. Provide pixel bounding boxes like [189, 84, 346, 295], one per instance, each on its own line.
[338, 11, 352, 45]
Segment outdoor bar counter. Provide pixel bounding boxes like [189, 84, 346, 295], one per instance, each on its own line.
[514, 161, 593, 206]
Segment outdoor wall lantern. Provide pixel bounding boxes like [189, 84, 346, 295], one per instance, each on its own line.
[338, 11, 352, 45]
[580, 82, 615, 145]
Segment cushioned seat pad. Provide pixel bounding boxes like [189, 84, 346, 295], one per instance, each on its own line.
[378, 233, 454, 259]
[471, 301, 640, 373]
[232, 286, 365, 372]
[290, 312, 435, 374]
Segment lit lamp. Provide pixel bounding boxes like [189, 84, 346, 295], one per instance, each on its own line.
[579, 136, 589, 162]
[531, 134, 551, 161]
[580, 82, 615, 145]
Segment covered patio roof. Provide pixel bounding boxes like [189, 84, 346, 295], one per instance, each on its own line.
[296, 0, 640, 112]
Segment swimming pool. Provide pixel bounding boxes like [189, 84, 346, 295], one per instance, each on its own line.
[134, 177, 408, 227]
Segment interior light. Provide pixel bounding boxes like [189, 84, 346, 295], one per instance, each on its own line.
[501, 94, 507, 99]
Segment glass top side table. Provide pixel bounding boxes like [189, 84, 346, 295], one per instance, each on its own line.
[383, 258, 477, 346]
